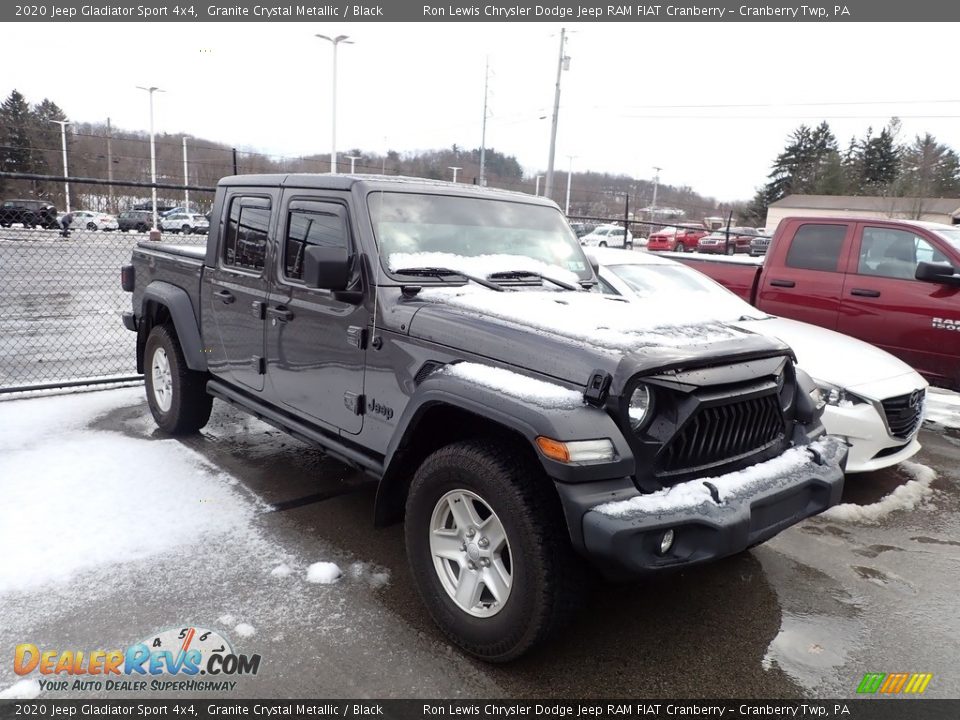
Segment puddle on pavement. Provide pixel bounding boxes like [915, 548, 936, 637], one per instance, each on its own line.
[761, 611, 859, 687]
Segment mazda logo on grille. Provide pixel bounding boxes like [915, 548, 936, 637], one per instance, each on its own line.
[908, 389, 923, 408]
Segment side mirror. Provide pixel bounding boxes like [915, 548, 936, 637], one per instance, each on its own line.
[915, 260, 960, 286]
[586, 252, 600, 277]
[303, 245, 350, 291]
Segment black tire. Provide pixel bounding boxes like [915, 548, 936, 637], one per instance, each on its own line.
[599, 241, 607, 247]
[137, 225, 147, 233]
[86, 222, 97, 231]
[405, 439, 587, 662]
[674, 241, 685, 253]
[181, 224, 191, 234]
[143, 324, 212, 435]
[726, 245, 735, 255]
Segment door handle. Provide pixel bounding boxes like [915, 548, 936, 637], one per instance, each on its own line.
[214, 289, 235, 304]
[267, 306, 294, 322]
[769, 279, 796, 288]
[850, 288, 881, 298]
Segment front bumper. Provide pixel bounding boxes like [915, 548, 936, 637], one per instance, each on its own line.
[822, 402, 920, 472]
[560, 436, 847, 579]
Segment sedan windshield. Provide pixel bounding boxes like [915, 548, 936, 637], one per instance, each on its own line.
[933, 228, 960, 251]
[368, 192, 591, 282]
[606, 262, 766, 320]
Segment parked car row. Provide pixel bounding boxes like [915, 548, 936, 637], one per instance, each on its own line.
[1, 198, 212, 235]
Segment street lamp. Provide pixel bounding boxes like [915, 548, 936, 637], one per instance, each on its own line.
[534, 175, 543, 196]
[182, 135, 190, 210]
[448, 166, 462, 183]
[315, 34, 353, 174]
[346, 155, 361, 173]
[136, 85, 164, 229]
[545, 27, 570, 200]
[650, 166, 662, 224]
[49, 120, 71, 213]
[565, 155, 577, 215]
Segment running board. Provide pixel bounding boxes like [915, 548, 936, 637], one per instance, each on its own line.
[206, 379, 384, 477]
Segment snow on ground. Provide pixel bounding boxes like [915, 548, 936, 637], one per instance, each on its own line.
[234, 623, 256, 638]
[270, 563, 293, 578]
[306, 562, 342, 584]
[0, 679, 41, 699]
[420, 285, 749, 350]
[0, 388, 260, 593]
[924, 388, 960, 430]
[595, 438, 842, 518]
[653, 250, 764, 265]
[821, 462, 937, 524]
[441, 362, 584, 409]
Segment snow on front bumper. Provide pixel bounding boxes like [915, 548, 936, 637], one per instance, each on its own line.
[580, 436, 847, 577]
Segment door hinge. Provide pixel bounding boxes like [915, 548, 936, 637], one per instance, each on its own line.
[251, 300, 266, 319]
[251, 355, 265, 374]
[347, 325, 368, 349]
[344, 392, 365, 415]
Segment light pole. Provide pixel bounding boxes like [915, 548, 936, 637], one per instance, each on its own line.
[49, 120, 71, 213]
[315, 34, 353, 174]
[346, 155, 361, 173]
[564, 155, 577, 215]
[544, 27, 569, 200]
[448, 166, 462, 183]
[182, 136, 190, 210]
[650, 166, 662, 225]
[136, 85, 164, 229]
[534, 175, 542, 196]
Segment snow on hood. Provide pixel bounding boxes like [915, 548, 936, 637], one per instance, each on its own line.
[441, 362, 584, 409]
[388, 252, 582, 286]
[734, 316, 922, 392]
[417, 285, 754, 351]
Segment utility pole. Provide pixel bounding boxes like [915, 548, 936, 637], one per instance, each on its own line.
[479, 56, 490, 187]
[534, 175, 542, 196]
[448, 166, 462, 183]
[182, 136, 190, 210]
[136, 85, 164, 229]
[106, 117, 114, 213]
[544, 27, 569, 201]
[315, 34, 353, 173]
[49, 120, 71, 213]
[650, 166, 662, 225]
[564, 155, 576, 215]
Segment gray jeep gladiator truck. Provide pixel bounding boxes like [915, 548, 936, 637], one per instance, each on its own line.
[122, 174, 847, 661]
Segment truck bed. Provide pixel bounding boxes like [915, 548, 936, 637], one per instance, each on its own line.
[666, 252, 763, 303]
[130, 242, 205, 326]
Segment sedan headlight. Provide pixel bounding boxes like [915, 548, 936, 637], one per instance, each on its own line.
[628, 383, 653, 431]
[814, 381, 866, 408]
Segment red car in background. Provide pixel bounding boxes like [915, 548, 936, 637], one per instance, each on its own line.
[646, 224, 709, 252]
[697, 226, 760, 254]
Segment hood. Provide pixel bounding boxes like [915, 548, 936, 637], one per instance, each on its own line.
[734, 316, 922, 394]
[405, 287, 791, 390]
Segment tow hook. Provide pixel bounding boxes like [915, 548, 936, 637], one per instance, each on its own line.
[703, 481, 721, 504]
[807, 446, 824, 466]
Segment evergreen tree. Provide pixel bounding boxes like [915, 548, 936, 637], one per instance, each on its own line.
[899, 133, 960, 197]
[0, 90, 34, 174]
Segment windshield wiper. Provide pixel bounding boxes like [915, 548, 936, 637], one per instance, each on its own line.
[393, 267, 505, 292]
[486, 270, 581, 291]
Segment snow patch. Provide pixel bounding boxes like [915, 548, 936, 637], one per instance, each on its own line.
[306, 562, 342, 584]
[233, 623, 256, 638]
[441, 362, 583, 409]
[821, 462, 936, 524]
[348, 561, 391, 589]
[387, 251, 580, 286]
[270, 564, 293, 578]
[596, 440, 837, 518]
[420, 285, 748, 350]
[0, 679, 41, 699]
[924, 388, 960, 430]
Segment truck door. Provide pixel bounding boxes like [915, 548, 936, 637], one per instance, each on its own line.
[265, 195, 367, 435]
[203, 194, 272, 392]
[756, 221, 852, 331]
[837, 223, 960, 386]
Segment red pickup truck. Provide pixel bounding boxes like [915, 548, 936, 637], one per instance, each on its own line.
[672, 216, 960, 390]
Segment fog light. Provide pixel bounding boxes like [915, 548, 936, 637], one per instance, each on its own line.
[659, 529, 675, 555]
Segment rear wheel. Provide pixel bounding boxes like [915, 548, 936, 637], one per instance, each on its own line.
[726, 244, 736, 255]
[599, 241, 607, 247]
[405, 439, 586, 662]
[86, 222, 97, 231]
[674, 241, 685, 253]
[181, 224, 191, 234]
[144, 324, 212, 435]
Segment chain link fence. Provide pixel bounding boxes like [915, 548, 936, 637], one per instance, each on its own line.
[0, 173, 214, 393]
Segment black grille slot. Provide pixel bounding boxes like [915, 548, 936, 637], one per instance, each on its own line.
[658, 393, 784, 475]
[414, 361, 444, 385]
[881, 390, 925, 439]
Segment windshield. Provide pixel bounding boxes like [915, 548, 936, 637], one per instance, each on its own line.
[933, 228, 960, 251]
[606, 262, 765, 319]
[368, 192, 591, 282]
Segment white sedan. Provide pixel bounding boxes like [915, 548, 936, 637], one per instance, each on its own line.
[67, 210, 118, 231]
[580, 224, 633, 249]
[160, 212, 210, 235]
[590, 247, 928, 473]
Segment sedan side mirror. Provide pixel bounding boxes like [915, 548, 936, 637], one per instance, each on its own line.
[915, 260, 960, 286]
[303, 245, 350, 291]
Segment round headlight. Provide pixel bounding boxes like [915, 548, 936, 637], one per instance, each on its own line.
[628, 384, 653, 431]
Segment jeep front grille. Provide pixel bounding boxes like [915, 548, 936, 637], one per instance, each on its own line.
[881, 390, 925, 439]
[657, 393, 785, 475]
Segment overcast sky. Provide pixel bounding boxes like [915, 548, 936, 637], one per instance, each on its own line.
[3, 21, 959, 201]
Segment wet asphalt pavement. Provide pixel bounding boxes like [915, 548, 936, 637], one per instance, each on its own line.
[1, 389, 958, 700]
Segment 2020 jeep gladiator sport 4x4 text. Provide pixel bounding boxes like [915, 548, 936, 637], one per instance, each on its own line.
[122, 174, 846, 661]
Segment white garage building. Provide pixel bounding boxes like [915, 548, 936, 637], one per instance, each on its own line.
[765, 194, 960, 232]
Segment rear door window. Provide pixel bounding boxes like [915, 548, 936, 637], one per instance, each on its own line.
[222, 197, 271, 274]
[785, 224, 847, 272]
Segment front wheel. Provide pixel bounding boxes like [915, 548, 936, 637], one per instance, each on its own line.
[405, 440, 586, 662]
[599, 241, 607, 247]
[726, 245, 736, 255]
[86, 222, 97, 231]
[144, 324, 212, 434]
